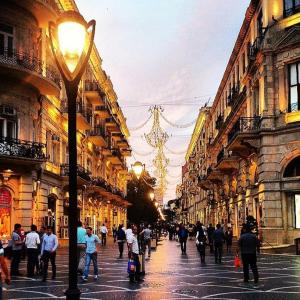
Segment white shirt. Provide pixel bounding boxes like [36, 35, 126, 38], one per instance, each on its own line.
[25, 232, 40, 249]
[127, 234, 139, 254]
[101, 226, 108, 234]
[125, 228, 133, 241]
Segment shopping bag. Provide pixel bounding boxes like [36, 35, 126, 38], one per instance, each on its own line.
[127, 259, 136, 274]
[234, 255, 241, 268]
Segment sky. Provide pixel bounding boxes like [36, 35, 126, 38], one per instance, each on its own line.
[76, 0, 250, 201]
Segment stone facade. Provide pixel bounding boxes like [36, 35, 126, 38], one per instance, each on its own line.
[0, 0, 131, 243]
[181, 0, 300, 245]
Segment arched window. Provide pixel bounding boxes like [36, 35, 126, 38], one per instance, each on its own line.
[283, 156, 300, 177]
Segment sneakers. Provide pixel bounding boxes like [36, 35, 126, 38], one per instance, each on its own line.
[81, 276, 88, 282]
[94, 275, 98, 280]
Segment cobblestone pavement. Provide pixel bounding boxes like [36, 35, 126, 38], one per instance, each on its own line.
[3, 238, 300, 299]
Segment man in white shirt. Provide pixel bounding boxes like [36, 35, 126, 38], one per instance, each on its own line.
[100, 224, 108, 246]
[127, 225, 142, 283]
[25, 224, 40, 277]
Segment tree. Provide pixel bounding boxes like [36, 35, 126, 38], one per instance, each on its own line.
[126, 175, 159, 224]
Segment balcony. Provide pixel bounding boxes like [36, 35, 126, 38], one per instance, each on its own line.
[206, 167, 223, 182]
[0, 136, 46, 167]
[10, 0, 60, 27]
[216, 148, 239, 172]
[227, 84, 245, 108]
[88, 127, 107, 147]
[227, 117, 261, 154]
[94, 105, 110, 119]
[105, 117, 121, 133]
[120, 147, 132, 157]
[61, 101, 93, 130]
[248, 35, 265, 63]
[108, 149, 123, 165]
[84, 80, 105, 105]
[0, 48, 61, 96]
[60, 164, 91, 185]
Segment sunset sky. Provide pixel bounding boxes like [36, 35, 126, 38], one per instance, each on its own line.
[76, 0, 250, 201]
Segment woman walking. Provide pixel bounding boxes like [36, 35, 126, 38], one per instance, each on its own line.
[116, 224, 126, 258]
[195, 222, 206, 263]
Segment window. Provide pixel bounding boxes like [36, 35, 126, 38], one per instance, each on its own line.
[288, 62, 300, 112]
[257, 10, 263, 38]
[284, 0, 300, 17]
[283, 156, 300, 177]
[0, 23, 13, 57]
[0, 118, 17, 139]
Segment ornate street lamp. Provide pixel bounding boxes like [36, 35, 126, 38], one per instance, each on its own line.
[149, 191, 155, 201]
[49, 11, 95, 300]
[131, 161, 145, 179]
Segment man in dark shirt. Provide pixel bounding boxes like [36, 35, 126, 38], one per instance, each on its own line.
[212, 224, 225, 263]
[238, 224, 259, 284]
[207, 224, 215, 253]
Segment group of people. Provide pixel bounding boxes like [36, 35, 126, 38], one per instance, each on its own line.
[3, 223, 58, 283]
[168, 221, 259, 284]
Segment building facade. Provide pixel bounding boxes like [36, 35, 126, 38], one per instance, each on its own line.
[0, 0, 131, 243]
[183, 0, 300, 245]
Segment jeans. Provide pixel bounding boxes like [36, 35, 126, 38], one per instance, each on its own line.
[118, 241, 124, 257]
[241, 253, 259, 282]
[101, 233, 107, 246]
[42, 251, 56, 279]
[11, 249, 22, 275]
[77, 244, 86, 272]
[83, 252, 98, 278]
[130, 253, 141, 281]
[27, 248, 39, 276]
[214, 242, 223, 263]
[180, 238, 187, 253]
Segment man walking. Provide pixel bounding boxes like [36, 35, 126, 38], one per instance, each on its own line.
[239, 224, 259, 284]
[141, 225, 152, 258]
[41, 226, 58, 282]
[207, 224, 215, 253]
[213, 224, 225, 263]
[100, 223, 108, 246]
[82, 227, 100, 281]
[77, 221, 86, 275]
[11, 223, 24, 276]
[127, 225, 142, 283]
[25, 224, 40, 277]
[178, 224, 188, 255]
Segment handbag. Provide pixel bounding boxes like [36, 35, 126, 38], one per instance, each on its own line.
[127, 259, 136, 274]
[234, 254, 241, 268]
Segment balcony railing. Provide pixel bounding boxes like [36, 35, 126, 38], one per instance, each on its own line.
[85, 80, 102, 92]
[249, 35, 265, 61]
[89, 126, 106, 138]
[0, 48, 61, 87]
[228, 117, 261, 144]
[61, 101, 93, 125]
[227, 82, 240, 107]
[60, 164, 91, 181]
[217, 148, 225, 164]
[284, 4, 300, 17]
[91, 177, 126, 198]
[215, 115, 224, 130]
[0, 136, 46, 160]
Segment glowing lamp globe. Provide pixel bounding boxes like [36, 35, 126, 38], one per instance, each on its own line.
[49, 11, 95, 82]
[132, 161, 144, 179]
[149, 192, 155, 201]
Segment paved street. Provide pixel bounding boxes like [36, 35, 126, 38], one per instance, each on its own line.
[3, 238, 300, 300]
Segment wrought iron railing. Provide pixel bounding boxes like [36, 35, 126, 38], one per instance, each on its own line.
[84, 80, 102, 92]
[228, 117, 261, 144]
[60, 164, 91, 181]
[215, 115, 224, 130]
[89, 126, 106, 138]
[0, 136, 46, 160]
[61, 101, 93, 125]
[249, 35, 265, 60]
[0, 48, 61, 87]
[95, 105, 109, 112]
[284, 3, 300, 17]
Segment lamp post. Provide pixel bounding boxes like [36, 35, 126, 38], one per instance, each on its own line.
[49, 11, 95, 300]
[131, 161, 145, 179]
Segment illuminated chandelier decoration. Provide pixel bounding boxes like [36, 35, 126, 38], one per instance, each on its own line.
[144, 106, 169, 195]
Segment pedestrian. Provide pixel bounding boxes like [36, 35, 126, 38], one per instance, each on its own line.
[238, 224, 259, 284]
[127, 225, 143, 283]
[225, 227, 233, 254]
[25, 224, 40, 277]
[141, 225, 152, 258]
[213, 224, 225, 264]
[41, 226, 58, 282]
[207, 224, 215, 254]
[178, 223, 188, 254]
[116, 224, 126, 258]
[112, 224, 117, 243]
[37, 226, 46, 275]
[82, 227, 100, 281]
[195, 222, 206, 263]
[10, 223, 24, 276]
[0, 241, 10, 296]
[77, 221, 86, 275]
[100, 223, 108, 246]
